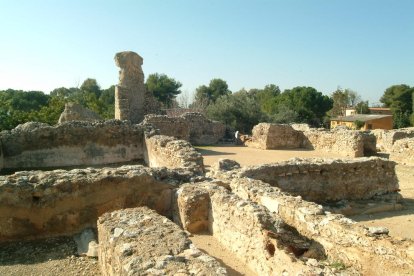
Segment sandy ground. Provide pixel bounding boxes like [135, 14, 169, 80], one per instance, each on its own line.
[189, 234, 256, 276]
[197, 145, 414, 240]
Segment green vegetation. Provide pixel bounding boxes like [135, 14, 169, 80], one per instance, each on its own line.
[353, 120, 365, 130]
[1, 76, 412, 133]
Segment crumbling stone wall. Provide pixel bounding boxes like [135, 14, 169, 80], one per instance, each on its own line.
[389, 138, 414, 165]
[371, 128, 414, 152]
[114, 51, 146, 124]
[143, 114, 190, 141]
[0, 121, 145, 170]
[291, 123, 311, 132]
[144, 135, 204, 174]
[248, 123, 304, 149]
[247, 123, 371, 157]
[211, 170, 414, 275]
[98, 207, 226, 276]
[0, 165, 194, 241]
[302, 128, 365, 157]
[182, 112, 225, 145]
[58, 103, 102, 123]
[237, 157, 398, 203]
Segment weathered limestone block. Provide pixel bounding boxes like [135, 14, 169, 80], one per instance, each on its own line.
[218, 176, 414, 275]
[248, 123, 304, 149]
[0, 120, 145, 170]
[144, 135, 204, 174]
[238, 157, 399, 203]
[98, 207, 227, 276]
[0, 165, 194, 241]
[212, 158, 241, 172]
[190, 182, 335, 276]
[390, 138, 414, 165]
[58, 103, 102, 123]
[181, 112, 225, 145]
[291, 123, 311, 132]
[372, 128, 414, 152]
[114, 51, 146, 124]
[302, 128, 365, 157]
[143, 114, 190, 141]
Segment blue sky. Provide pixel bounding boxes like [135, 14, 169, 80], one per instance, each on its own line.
[0, 0, 413, 104]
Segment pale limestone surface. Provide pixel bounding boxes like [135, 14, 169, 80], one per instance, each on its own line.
[114, 51, 146, 124]
[0, 120, 145, 169]
[390, 137, 414, 165]
[210, 169, 414, 275]
[58, 103, 102, 123]
[0, 165, 194, 241]
[98, 207, 227, 276]
[238, 157, 398, 203]
[248, 123, 304, 149]
[144, 134, 204, 174]
[143, 114, 190, 141]
[371, 127, 414, 152]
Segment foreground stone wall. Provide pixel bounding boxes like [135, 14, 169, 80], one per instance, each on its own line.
[98, 207, 226, 276]
[237, 157, 398, 203]
[144, 135, 204, 174]
[58, 103, 102, 123]
[143, 115, 190, 141]
[389, 138, 414, 165]
[211, 171, 414, 275]
[371, 128, 414, 152]
[248, 123, 304, 149]
[0, 165, 194, 241]
[174, 183, 335, 275]
[0, 121, 145, 170]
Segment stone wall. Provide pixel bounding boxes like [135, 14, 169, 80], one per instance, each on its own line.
[291, 123, 311, 132]
[248, 123, 304, 149]
[58, 103, 102, 123]
[389, 138, 414, 165]
[247, 123, 371, 157]
[302, 128, 366, 157]
[0, 121, 145, 170]
[143, 114, 190, 141]
[98, 207, 226, 276]
[0, 165, 194, 241]
[174, 183, 333, 275]
[144, 135, 204, 174]
[182, 112, 225, 145]
[237, 157, 398, 203]
[211, 171, 414, 275]
[371, 128, 414, 152]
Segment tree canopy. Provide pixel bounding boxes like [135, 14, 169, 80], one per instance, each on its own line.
[145, 73, 182, 108]
[193, 78, 231, 108]
[380, 84, 413, 128]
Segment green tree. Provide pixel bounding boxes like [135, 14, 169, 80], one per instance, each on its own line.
[355, 101, 370, 114]
[380, 84, 413, 128]
[193, 78, 231, 107]
[328, 88, 361, 117]
[273, 86, 333, 126]
[206, 90, 266, 133]
[145, 73, 182, 108]
[80, 78, 101, 97]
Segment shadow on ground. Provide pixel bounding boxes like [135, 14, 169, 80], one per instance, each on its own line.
[351, 198, 414, 222]
[196, 148, 236, 156]
[0, 236, 76, 265]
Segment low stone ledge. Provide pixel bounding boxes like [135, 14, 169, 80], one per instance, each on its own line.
[145, 135, 204, 174]
[97, 206, 226, 276]
[237, 157, 398, 203]
[0, 165, 194, 241]
[389, 138, 414, 165]
[219, 175, 414, 275]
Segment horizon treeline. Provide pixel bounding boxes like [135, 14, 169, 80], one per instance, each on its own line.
[0, 74, 413, 132]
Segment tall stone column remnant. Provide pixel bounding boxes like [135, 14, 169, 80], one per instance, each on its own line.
[114, 51, 146, 124]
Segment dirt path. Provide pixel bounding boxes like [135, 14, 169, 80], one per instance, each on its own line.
[197, 145, 414, 240]
[190, 234, 256, 276]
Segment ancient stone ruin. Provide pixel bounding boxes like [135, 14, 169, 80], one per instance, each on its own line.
[58, 103, 102, 123]
[143, 112, 226, 145]
[1, 51, 414, 275]
[247, 123, 377, 157]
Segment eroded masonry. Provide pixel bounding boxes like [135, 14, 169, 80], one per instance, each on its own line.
[1, 51, 414, 275]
